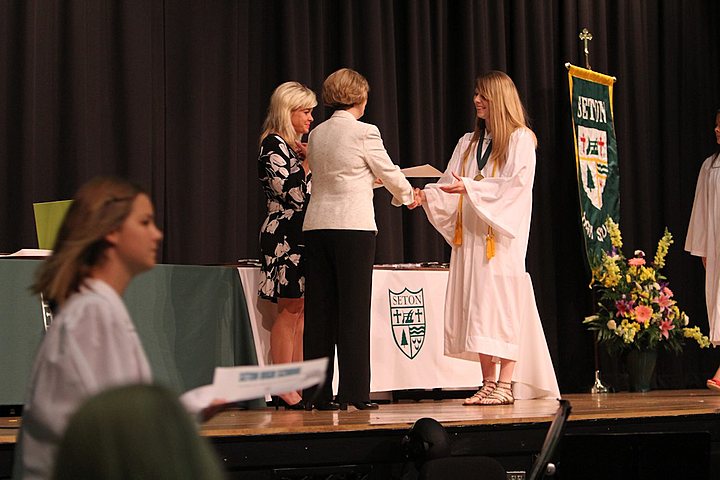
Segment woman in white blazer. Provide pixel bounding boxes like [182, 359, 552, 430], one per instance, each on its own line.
[302, 68, 416, 410]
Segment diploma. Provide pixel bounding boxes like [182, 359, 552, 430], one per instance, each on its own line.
[400, 164, 443, 178]
[374, 164, 443, 188]
[180, 357, 328, 413]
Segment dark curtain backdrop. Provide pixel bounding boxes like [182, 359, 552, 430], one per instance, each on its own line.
[2, 0, 720, 393]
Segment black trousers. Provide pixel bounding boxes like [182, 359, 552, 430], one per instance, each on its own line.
[303, 229, 376, 403]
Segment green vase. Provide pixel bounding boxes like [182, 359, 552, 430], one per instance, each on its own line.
[626, 349, 657, 392]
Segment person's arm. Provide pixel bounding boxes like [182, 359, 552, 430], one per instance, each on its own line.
[362, 125, 413, 206]
[685, 158, 711, 258]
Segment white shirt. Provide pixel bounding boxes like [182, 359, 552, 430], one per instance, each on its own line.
[16, 278, 153, 480]
[303, 110, 414, 232]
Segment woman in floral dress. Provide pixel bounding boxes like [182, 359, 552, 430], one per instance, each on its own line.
[258, 82, 316, 409]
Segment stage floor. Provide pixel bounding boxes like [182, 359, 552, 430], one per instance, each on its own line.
[3, 390, 720, 479]
[198, 389, 720, 437]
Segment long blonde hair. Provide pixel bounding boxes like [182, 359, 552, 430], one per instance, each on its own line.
[461, 71, 536, 171]
[33, 177, 146, 307]
[260, 82, 317, 146]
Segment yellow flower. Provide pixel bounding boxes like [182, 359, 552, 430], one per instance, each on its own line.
[606, 217, 623, 249]
[653, 228, 673, 269]
[639, 266, 656, 282]
[683, 326, 711, 348]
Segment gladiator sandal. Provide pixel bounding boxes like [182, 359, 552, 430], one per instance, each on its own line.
[479, 381, 514, 406]
[463, 380, 497, 405]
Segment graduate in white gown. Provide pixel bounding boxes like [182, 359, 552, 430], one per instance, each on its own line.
[685, 109, 720, 393]
[411, 71, 559, 405]
[15, 177, 163, 480]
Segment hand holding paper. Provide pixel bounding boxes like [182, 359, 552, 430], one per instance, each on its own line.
[180, 358, 328, 415]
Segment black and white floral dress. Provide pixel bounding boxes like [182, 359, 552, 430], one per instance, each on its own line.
[258, 134, 310, 302]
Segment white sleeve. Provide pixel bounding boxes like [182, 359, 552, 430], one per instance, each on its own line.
[685, 159, 711, 256]
[460, 129, 536, 239]
[363, 124, 414, 206]
[421, 137, 468, 245]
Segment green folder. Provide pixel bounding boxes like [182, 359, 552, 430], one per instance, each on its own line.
[33, 200, 73, 250]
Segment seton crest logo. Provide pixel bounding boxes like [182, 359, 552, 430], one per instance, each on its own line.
[578, 125, 609, 210]
[389, 288, 426, 359]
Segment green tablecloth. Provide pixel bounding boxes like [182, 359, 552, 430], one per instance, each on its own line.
[0, 259, 259, 407]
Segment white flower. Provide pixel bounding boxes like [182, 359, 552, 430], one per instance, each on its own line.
[288, 186, 304, 203]
[280, 209, 294, 220]
[278, 142, 290, 158]
[264, 219, 280, 234]
[278, 265, 288, 286]
[288, 253, 301, 266]
[260, 278, 275, 297]
[269, 153, 287, 169]
[270, 177, 285, 194]
[275, 240, 290, 257]
[267, 201, 283, 213]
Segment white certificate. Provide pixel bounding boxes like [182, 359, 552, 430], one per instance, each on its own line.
[400, 164, 443, 178]
[180, 358, 328, 413]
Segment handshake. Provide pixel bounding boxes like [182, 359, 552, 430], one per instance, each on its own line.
[408, 188, 425, 210]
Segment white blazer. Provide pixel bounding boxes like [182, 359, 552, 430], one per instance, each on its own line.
[303, 110, 414, 232]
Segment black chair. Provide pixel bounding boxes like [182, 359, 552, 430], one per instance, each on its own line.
[527, 399, 572, 480]
[418, 455, 506, 480]
[409, 399, 572, 480]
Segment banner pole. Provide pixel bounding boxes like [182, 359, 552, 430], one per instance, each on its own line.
[579, 28, 593, 70]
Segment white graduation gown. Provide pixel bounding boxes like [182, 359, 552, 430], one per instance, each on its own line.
[422, 128, 560, 400]
[685, 153, 720, 345]
[16, 278, 153, 480]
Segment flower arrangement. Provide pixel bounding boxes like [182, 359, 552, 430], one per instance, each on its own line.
[584, 218, 710, 355]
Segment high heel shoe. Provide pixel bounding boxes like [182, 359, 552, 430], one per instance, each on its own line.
[305, 400, 340, 411]
[273, 396, 306, 410]
[338, 401, 379, 411]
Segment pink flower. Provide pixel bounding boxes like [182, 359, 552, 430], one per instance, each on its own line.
[660, 319, 675, 339]
[615, 298, 634, 316]
[657, 292, 673, 309]
[662, 286, 673, 297]
[634, 305, 653, 324]
[628, 257, 646, 266]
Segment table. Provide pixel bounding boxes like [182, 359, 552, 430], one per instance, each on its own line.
[238, 267, 480, 393]
[0, 260, 260, 409]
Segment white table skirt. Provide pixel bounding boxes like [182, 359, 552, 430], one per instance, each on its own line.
[237, 267, 480, 392]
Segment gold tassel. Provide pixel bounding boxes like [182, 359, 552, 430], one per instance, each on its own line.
[485, 227, 495, 260]
[453, 197, 463, 246]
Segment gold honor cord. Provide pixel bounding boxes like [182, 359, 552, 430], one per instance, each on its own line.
[453, 143, 498, 260]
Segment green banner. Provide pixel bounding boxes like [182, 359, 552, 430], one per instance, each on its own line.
[568, 65, 620, 279]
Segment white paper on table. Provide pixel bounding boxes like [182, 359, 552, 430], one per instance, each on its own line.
[374, 164, 443, 188]
[180, 357, 328, 414]
[0, 249, 52, 257]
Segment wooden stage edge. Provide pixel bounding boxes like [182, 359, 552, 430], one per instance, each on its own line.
[197, 389, 720, 437]
[2, 389, 719, 443]
[2, 390, 720, 478]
